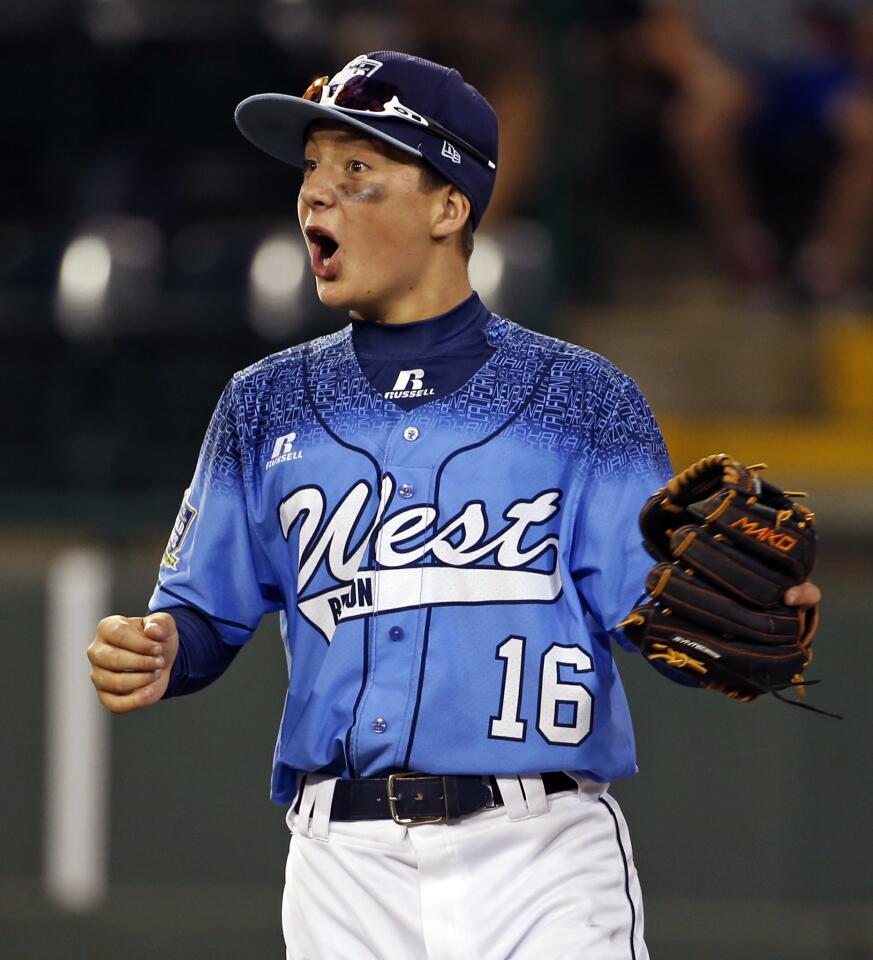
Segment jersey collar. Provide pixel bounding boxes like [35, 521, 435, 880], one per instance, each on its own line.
[350, 292, 491, 359]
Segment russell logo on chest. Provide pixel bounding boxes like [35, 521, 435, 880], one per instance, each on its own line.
[384, 368, 435, 401]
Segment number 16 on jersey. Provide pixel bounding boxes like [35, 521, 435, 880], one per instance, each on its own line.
[490, 636, 595, 746]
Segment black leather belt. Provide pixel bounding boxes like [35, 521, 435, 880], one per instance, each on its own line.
[296, 771, 578, 825]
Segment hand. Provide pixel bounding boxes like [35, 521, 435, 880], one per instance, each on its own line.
[783, 580, 821, 651]
[783, 580, 822, 608]
[87, 612, 179, 713]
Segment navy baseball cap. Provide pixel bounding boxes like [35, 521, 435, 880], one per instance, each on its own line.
[234, 51, 499, 228]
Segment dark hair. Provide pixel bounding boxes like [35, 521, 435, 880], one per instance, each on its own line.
[418, 163, 475, 262]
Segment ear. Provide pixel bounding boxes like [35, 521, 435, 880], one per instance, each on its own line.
[431, 185, 471, 242]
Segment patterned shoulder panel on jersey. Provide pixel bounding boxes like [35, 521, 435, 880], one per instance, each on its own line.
[196, 334, 334, 493]
[496, 323, 671, 482]
[591, 373, 672, 483]
[232, 341, 315, 455]
[198, 380, 245, 495]
[198, 315, 669, 492]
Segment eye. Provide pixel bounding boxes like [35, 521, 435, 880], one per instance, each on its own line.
[303, 158, 317, 174]
[348, 159, 369, 173]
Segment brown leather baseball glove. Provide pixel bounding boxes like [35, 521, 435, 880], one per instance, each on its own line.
[618, 454, 831, 712]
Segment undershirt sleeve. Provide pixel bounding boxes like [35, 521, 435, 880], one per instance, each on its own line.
[157, 605, 241, 699]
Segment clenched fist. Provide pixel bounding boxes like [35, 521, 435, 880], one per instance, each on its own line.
[87, 612, 179, 713]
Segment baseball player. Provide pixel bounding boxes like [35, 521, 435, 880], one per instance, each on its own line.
[87, 51, 822, 959]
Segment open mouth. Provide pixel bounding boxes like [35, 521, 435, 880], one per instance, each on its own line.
[305, 226, 341, 277]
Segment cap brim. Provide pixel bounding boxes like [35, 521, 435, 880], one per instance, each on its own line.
[234, 94, 424, 167]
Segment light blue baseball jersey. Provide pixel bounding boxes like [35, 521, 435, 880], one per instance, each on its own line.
[149, 312, 671, 804]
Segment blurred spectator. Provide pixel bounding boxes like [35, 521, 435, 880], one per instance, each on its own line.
[641, 0, 873, 300]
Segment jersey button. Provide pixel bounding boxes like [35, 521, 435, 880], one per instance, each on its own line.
[398, 483, 414, 499]
[389, 625, 404, 641]
[371, 717, 388, 734]
[403, 426, 420, 442]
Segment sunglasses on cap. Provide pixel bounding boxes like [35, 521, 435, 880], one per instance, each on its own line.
[302, 75, 497, 171]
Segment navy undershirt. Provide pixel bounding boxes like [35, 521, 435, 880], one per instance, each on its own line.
[161, 292, 496, 698]
[160, 606, 238, 698]
[351, 291, 495, 410]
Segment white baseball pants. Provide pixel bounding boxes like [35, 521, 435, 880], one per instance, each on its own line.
[282, 773, 648, 960]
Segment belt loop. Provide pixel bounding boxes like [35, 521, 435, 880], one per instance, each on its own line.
[297, 775, 317, 837]
[519, 774, 549, 816]
[566, 772, 610, 802]
[493, 776, 529, 820]
[310, 777, 338, 841]
[286, 773, 307, 831]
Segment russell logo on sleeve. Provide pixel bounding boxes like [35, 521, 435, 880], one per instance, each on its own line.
[384, 368, 435, 401]
[266, 432, 304, 469]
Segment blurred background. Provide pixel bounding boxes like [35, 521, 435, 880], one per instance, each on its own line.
[2, 0, 872, 957]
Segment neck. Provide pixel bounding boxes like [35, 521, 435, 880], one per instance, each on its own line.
[350, 261, 473, 325]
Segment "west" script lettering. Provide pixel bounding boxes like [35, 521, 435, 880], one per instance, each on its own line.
[278, 475, 561, 593]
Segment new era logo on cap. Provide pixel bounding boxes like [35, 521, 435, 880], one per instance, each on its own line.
[441, 140, 462, 164]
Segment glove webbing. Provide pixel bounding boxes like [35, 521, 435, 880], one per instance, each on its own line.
[644, 636, 842, 719]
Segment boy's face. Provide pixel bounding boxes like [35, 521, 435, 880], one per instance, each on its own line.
[298, 123, 445, 317]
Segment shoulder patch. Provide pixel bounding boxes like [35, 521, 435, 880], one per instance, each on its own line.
[162, 492, 197, 570]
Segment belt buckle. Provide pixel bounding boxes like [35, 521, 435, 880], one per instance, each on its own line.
[386, 772, 444, 825]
